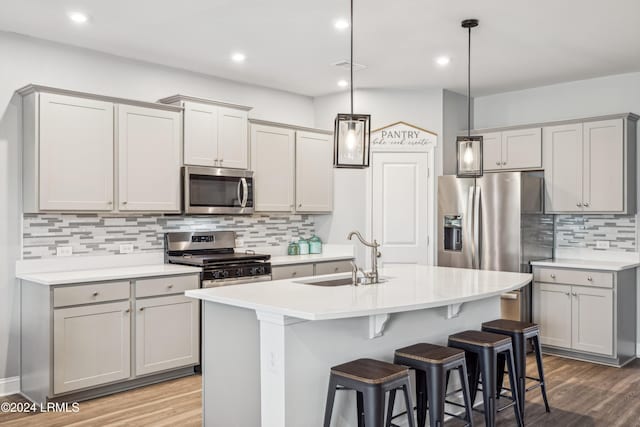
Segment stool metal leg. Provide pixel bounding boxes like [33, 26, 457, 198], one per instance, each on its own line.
[495, 353, 506, 399]
[415, 369, 428, 427]
[363, 386, 385, 427]
[426, 365, 446, 427]
[401, 378, 417, 427]
[505, 349, 524, 427]
[385, 389, 396, 427]
[532, 335, 551, 413]
[478, 349, 497, 427]
[323, 375, 339, 427]
[357, 391, 365, 427]
[458, 363, 475, 427]
[511, 333, 527, 419]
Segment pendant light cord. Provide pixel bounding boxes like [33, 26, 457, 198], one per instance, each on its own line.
[350, 0, 354, 115]
[467, 25, 471, 138]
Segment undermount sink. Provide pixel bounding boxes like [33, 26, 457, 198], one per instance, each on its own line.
[294, 274, 390, 287]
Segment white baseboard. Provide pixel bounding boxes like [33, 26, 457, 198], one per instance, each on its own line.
[636, 343, 640, 357]
[0, 376, 20, 397]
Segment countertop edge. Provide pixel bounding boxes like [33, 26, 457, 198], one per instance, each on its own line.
[17, 265, 202, 286]
[185, 274, 531, 321]
[270, 254, 354, 266]
[530, 259, 640, 271]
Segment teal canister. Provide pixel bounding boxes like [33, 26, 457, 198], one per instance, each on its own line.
[298, 237, 310, 255]
[309, 235, 323, 254]
[287, 240, 300, 256]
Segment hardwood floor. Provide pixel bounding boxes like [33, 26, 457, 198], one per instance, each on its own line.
[1, 355, 640, 426]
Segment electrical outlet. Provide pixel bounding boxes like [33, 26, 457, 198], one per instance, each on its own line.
[119, 244, 134, 254]
[596, 240, 610, 249]
[56, 246, 73, 257]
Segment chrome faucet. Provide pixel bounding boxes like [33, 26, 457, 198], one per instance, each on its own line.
[347, 231, 381, 284]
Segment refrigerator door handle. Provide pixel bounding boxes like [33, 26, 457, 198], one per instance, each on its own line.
[473, 185, 482, 269]
[467, 186, 476, 268]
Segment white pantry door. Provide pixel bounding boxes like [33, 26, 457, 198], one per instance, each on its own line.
[372, 152, 429, 266]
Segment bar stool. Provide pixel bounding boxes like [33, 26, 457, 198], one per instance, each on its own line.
[448, 331, 524, 427]
[387, 343, 474, 427]
[481, 319, 550, 418]
[324, 358, 416, 427]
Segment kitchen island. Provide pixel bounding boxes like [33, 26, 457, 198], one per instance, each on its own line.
[186, 265, 531, 427]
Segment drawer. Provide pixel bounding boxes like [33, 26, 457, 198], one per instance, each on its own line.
[53, 281, 130, 308]
[271, 264, 314, 280]
[314, 260, 353, 276]
[534, 268, 613, 288]
[135, 274, 200, 298]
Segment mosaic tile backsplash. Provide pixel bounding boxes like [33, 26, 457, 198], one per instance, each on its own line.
[554, 215, 636, 252]
[23, 214, 316, 259]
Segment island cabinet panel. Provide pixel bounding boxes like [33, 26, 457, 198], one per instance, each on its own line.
[533, 265, 636, 366]
[135, 295, 200, 376]
[295, 131, 333, 212]
[38, 93, 115, 211]
[314, 260, 352, 275]
[251, 124, 296, 212]
[53, 301, 131, 394]
[117, 104, 181, 212]
[272, 263, 314, 280]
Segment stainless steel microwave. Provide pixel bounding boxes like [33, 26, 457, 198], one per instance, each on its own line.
[183, 166, 254, 214]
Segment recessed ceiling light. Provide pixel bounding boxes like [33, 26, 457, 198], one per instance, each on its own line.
[68, 12, 89, 24]
[231, 52, 246, 63]
[334, 19, 349, 30]
[435, 56, 451, 66]
[337, 80, 349, 88]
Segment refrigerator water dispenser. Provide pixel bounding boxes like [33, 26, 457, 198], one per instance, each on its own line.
[443, 215, 463, 251]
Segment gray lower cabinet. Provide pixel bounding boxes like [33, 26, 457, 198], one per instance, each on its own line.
[532, 266, 636, 366]
[21, 273, 200, 404]
[135, 295, 199, 376]
[271, 259, 353, 280]
[53, 301, 131, 394]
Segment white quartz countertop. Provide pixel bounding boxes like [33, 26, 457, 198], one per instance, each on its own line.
[531, 258, 640, 271]
[270, 253, 354, 266]
[17, 264, 202, 286]
[186, 265, 532, 321]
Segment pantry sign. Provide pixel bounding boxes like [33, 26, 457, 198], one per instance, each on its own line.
[371, 121, 437, 151]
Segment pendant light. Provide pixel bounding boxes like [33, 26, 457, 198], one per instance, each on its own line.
[333, 0, 371, 168]
[456, 18, 483, 178]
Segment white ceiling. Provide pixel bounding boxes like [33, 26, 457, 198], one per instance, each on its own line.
[1, 0, 640, 97]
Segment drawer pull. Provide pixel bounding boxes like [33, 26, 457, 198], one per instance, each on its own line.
[292, 272, 297, 276]
[334, 267, 339, 272]
[139, 307, 145, 311]
[92, 291, 99, 297]
[587, 276, 593, 281]
[167, 284, 174, 289]
[550, 274, 556, 279]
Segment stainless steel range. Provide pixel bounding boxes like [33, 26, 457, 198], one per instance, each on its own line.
[165, 231, 272, 287]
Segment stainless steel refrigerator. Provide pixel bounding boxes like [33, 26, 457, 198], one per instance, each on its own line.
[437, 171, 554, 321]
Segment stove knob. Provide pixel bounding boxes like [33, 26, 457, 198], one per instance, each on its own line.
[222, 270, 230, 278]
[236, 268, 243, 276]
[257, 267, 265, 275]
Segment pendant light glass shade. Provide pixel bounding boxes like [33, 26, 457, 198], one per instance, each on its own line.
[456, 135, 483, 177]
[334, 114, 371, 168]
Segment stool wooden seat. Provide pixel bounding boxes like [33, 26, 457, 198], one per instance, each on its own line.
[324, 358, 415, 427]
[389, 343, 474, 427]
[482, 319, 550, 419]
[449, 330, 524, 427]
[332, 358, 409, 384]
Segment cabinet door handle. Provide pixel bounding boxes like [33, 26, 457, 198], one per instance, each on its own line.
[583, 202, 590, 207]
[125, 309, 130, 313]
[587, 276, 593, 281]
[298, 203, 302, 208]
[139, 307, 145, 311]
[572, 292, 578, 297]
[92, 291, 99, 297]
[550, 274, 556, 279]
[122, 201, 128, 205]
[501, 161, 507, 166]
[564, 292, 570, 296]
[496, 161, 500, 166]
[576, 202, 582, 207]
[108, 201, 113, 205]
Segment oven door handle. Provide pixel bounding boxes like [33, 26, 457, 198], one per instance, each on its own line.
[240, 178, 248, 208]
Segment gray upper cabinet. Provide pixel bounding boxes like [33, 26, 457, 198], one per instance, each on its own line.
[158, 95, 252, 170]
[543, 115, 637, 214]
[18, 85, 183, 213]
[475, 128, 542, 171]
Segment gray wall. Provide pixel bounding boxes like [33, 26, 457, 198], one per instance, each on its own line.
[442, 89, 472, 175]
[0, 31, 316, 381]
